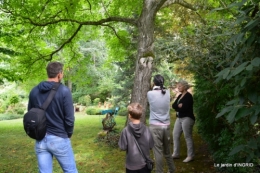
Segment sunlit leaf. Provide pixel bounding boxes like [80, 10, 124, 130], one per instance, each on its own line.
[248, 138, 257, 149]
[232, 62, 249, 76]
[243, 18, 260, 32]
[236, 107, 250, 120]
[250, 114, 258, 125]
[229, 145, 244, 156]
[246, 153, 253, 163]
[251, 57, 260, 67]
[226, 99, 238, 105]
[240, 77, 246, 87]
[227, 107, 238, 123]
[248, 92, 257, 104]
[246, 64, 253, 71]
[216, 106, 233, 118]
[223, 68, 230, 79]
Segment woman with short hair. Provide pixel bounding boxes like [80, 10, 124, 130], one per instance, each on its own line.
[172, 80, 195, 163]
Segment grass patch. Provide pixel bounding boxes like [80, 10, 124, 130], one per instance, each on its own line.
[0, 111, 217, 173]
[0, 113, 23, 121]
[0, 113, 126, 173]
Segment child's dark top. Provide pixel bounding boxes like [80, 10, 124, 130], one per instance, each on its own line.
[118, 122, 154, 170]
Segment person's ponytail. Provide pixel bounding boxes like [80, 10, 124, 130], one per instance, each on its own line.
[153, 74, 166, 95]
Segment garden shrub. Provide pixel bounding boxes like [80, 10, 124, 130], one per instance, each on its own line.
[72, 92, 80, 103]
[191, 19, 260, 171]
[0, 107, 5, 114]
[93, 98, 100, 105]
[85, 107, 101, 115]
[9, 95, 19, 106]
[0, 113, 23, 121]
[117, 107, 127, 116]
[5, 102, 26, 115]
[0, 93, 8, 100]
[0, 100, 7, 113]
[14, 107, 25, 115]
[78, 95, 92, 106]
[190, 29, 258, 172]
[162, 15, 260, 172]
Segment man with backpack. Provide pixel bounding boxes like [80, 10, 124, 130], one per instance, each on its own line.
[27, 61, 78, 173]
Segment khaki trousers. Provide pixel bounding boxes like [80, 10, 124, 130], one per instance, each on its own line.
[149, 125, 175, 173]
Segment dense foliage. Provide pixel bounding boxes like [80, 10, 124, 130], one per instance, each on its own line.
[160, 1, 260, 172]
[0, 0, 260, 172]
[215, 1, 260, 169]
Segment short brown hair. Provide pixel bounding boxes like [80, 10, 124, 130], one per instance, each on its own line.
[46, 62, 63, 78]
[127, 103, 143, 120]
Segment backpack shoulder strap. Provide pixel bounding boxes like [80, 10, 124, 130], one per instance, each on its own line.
[41, 82, 61, 110]
[130, 131, 147, 161]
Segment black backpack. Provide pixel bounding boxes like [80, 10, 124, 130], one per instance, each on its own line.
[23, 83, 60, 140]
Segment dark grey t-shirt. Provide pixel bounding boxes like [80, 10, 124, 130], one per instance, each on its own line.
[118, 122, 154, 170]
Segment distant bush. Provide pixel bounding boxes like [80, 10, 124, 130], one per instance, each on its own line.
[85, 107, 101, 115]
[5, 103, 26, 116]
[0, 113, 23, 121]
[117, 107, 127, 116]
[93, 98, 100, 105]
[9, 95, 19, 105]
[72, 92, 81, 103]
[0, 107, 5, 114]
[78, 95, 92, 106]
[0, 99, 7, 114]
[0, 93, 8, 100]
[14, 107, 25, 115]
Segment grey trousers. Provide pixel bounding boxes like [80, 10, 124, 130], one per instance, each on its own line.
[172, 117, 195, 158]
[149, 125, 175, 173]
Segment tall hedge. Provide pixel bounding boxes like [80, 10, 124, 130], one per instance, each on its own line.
[159, 5, 260, 170]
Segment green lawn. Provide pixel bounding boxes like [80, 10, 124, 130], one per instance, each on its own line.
[0, 113, 126, 173]
[0, 112, 216, 173]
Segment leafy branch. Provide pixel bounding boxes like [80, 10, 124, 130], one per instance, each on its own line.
[162, 0, 197, 11]
[47, 24, 83, 59]
[162, 0, 206, 24]
[23, 16, 138, 27]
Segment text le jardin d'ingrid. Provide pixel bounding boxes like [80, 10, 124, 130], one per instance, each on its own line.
[214, 163, 254, 168]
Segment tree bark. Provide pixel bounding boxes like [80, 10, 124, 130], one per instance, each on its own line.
[67, 79, 72, 91]
[130, 0, 167, 123]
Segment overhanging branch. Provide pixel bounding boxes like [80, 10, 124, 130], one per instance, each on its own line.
[101, 24, 127, 43]
[162, 0, 206, 24]
[46, 24, 83, 59]
[24, 24, 83, 65]
[24, 16, 138, 27]
[162, 0, 197, 11]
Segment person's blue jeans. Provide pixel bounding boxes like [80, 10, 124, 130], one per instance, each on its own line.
[35, 134, 78, 173]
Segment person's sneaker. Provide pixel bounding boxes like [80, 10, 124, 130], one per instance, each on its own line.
[171, 154, 180, 159]
[183, 157, 193, 162]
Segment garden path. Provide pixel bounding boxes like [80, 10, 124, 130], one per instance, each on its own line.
[168, 112, 218, 173]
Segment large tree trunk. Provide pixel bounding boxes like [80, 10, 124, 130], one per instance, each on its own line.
[131, 0, 166, 123]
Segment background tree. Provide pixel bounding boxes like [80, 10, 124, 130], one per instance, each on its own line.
[0, 0, 201, 123]
[0, 30, 20, 82]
